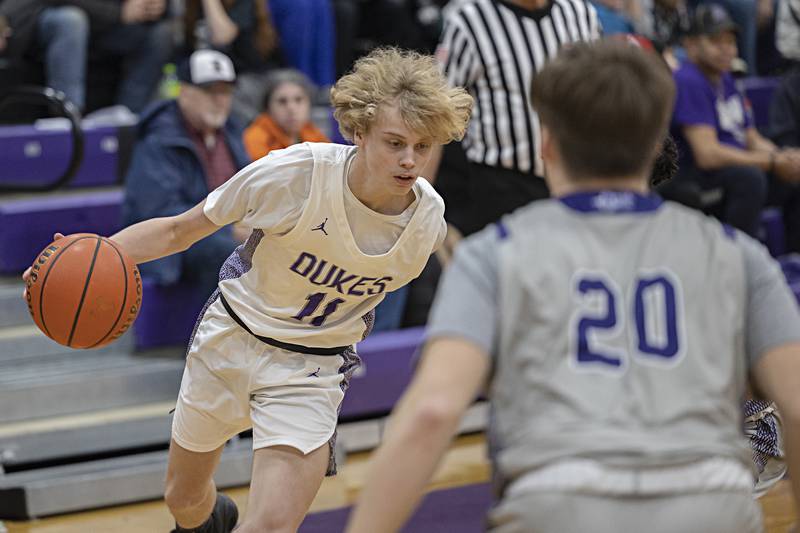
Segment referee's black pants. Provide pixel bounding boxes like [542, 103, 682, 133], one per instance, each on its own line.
[436, 143, 550, 236]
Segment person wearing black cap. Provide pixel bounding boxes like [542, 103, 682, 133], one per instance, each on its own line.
[122, 49, 251, 298]
[666, 3, 800, 237]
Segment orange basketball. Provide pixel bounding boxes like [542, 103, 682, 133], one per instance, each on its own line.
[25, 233, 142, 349]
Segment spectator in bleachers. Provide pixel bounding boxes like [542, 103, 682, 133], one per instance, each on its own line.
[360, 0, 447, 54]
[0, 1, 43, 64]
[754, 0, 785, 75]
[667, 3, 800, 236]
[332, 0, 449, 79]
[592, 0, 652, 35]
[181, 0, 282, 123]
[267, 0, 335, 88]
[652, 0, 691, 67]
[182, 0, 277, 73]
[692, 0, 757, 72]
[771, 72, 800, 148]
[122, 50, 251, 296]
[775, 0, 800, 64]
[242, 69, 328, 161]
[767, 71, 800, 252]
[593, 0, 636, 34]
[31, 0, 173, 113]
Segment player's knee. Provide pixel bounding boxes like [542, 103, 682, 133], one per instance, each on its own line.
[164, 480, 208, 513]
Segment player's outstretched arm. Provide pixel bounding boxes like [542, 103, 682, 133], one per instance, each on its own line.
[109, 200, 222, 265]
[346, 337, 489, 533]
[751, 341, 800, 517]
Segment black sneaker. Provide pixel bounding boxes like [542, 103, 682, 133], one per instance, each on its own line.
[171, 492, 239, 533]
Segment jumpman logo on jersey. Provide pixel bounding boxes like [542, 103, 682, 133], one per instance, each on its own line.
[312, 218, 329, 236]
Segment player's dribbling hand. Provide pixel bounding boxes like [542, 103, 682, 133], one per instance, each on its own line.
[22, 233, 64, 299]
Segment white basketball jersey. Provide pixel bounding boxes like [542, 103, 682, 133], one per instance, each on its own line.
[215, 143, 445, 347]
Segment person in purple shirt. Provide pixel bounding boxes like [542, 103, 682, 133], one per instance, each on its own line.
[665, 3, 800, 236]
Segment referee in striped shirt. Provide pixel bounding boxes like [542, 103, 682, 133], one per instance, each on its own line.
[435, 0, 601, 235]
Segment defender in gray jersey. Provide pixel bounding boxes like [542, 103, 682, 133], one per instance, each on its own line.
[347, 42, 800, 533]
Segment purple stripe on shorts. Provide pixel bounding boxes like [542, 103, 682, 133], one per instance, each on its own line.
[325, 309, 375, 476]
[185, 289, 221, 356]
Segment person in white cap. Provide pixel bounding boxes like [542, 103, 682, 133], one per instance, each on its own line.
[122, 49, 252, 298]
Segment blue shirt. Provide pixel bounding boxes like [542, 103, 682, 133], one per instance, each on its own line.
[590, 2, 634, 34]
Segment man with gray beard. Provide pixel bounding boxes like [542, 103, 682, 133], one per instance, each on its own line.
[123, 49, 251, 296]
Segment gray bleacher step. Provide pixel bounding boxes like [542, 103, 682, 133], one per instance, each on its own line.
[0, 344, 164, 385]
[0, 408, 174, 468]
[0, 440, 254, 520]
[0, 327, 136, 365]
[0, 278, 28, 328]
[0, 414, 378, 475]
[0, 354, 184, 424]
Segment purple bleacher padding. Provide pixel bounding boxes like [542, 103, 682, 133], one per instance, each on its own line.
[791, 282, 800, 305]
[778, 254, 800, 277]
[71, 126, 122, 187]
[0, 189, 123, 274]
[0, 124, 120, 189]
[777, 254, 800, 305]
[759, 207, 786, 257]
[339, 327, 425, 421]
[741, 77, 780, 131]
[133, 278, 208, 350]
[299, 482, 492, 533]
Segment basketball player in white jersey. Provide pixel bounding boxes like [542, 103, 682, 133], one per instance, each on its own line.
[346, 42, 800, 533]
[23, 48, 472, 533]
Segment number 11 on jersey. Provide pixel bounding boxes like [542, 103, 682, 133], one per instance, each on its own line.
[292, 292, 345, 327]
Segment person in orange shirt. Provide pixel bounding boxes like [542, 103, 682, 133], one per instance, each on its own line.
[243, 69, 329, 159]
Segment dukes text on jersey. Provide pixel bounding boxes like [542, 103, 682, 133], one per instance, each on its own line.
[289, 252, 393, 296]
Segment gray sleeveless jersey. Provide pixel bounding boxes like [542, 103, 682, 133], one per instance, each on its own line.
[427, 191, 800, 489]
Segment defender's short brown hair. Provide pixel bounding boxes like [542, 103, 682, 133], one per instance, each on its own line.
[531, 41, 676, 180]
[331, 47, 473, 144]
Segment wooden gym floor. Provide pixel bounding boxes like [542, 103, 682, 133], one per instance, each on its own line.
[3, 434, 796, 533]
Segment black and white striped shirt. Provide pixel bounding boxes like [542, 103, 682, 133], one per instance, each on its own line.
[437, 0, 601, 176]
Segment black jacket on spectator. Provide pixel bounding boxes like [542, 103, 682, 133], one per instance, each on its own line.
[0, 0, 45, 60]
[769, 70, 800, 148]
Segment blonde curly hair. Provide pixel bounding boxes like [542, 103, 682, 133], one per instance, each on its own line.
[331, 48, 473, 144]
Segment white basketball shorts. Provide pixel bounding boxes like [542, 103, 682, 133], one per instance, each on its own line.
[171, 297, 350, 456]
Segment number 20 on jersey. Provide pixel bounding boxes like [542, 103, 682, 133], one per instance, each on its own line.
[570, 269, 684, 372]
